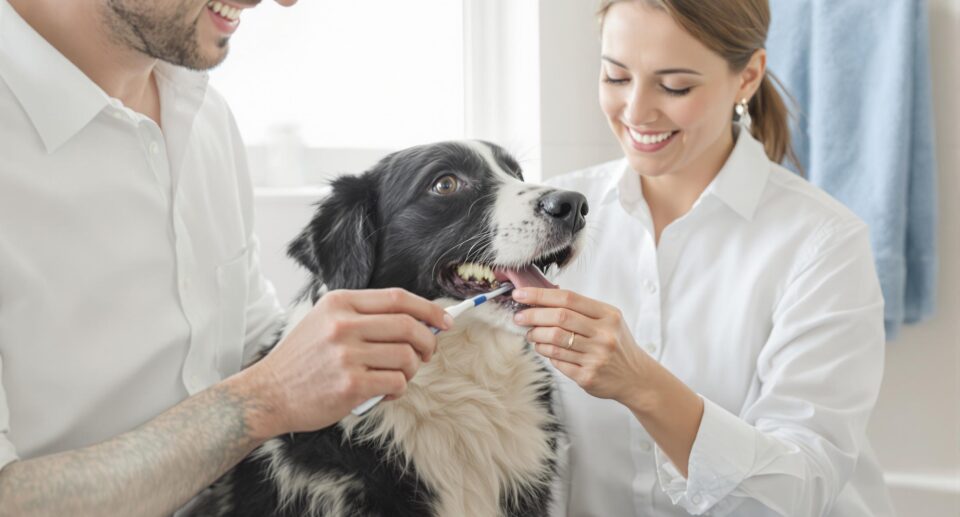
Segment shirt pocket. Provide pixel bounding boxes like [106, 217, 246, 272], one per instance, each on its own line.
[215, 248, 249, 376]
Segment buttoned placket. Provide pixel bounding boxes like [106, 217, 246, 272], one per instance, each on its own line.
[116, 104, 212, 395]
[618, 195, 665, 515]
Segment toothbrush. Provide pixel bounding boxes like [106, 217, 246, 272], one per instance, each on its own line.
[351, 283, 515, 416]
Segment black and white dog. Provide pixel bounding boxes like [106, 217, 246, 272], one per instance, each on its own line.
[190, 141, 588, 517]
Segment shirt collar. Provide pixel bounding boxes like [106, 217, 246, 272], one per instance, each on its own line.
[602, 127, 771, 221]
[703, 127, 771, 221]
[0, 0, 209, 154]
[0, 0, 109, 153]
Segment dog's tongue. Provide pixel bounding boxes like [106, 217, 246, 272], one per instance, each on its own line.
[497, 265, 557, 290]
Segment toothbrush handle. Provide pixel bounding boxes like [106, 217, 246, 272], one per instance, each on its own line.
[351, 326, 442, 416]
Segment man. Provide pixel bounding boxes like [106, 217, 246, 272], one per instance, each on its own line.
[0, 1, 452, 515]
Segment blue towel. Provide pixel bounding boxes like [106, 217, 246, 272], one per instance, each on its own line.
[766, 0, 938, 339]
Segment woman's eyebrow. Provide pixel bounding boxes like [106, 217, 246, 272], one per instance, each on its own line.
[601, 56, 702, 76]
[601, 55, 628, 69]
[654, 68, 702, 76]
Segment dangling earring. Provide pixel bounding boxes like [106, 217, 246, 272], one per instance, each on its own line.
[735, 98, 752, 130]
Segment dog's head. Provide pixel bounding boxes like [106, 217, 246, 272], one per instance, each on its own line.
[288, 140, 587, 326]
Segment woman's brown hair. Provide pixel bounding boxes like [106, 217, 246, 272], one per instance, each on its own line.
[597, 0, 800, 170]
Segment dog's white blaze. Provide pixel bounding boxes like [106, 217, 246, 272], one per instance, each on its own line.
[339, 312, 557, 517]
[253, 438, 363, 516]
[462, 141, 555, 267]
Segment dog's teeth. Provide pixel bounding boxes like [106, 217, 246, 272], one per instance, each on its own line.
[455, 262, 496, 284]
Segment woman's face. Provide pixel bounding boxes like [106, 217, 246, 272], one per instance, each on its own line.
[599, 2, 757, 179]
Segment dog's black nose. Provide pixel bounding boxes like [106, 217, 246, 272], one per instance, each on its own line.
[538, 190, 588, 233]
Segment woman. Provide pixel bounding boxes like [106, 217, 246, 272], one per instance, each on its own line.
[511, 1, 895, 515]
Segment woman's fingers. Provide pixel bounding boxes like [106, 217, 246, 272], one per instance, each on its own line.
[534, 342, 587, 367]
[512, 287, 610, 319]
[548, 355, 582, 381]
[526, 325, 592, 351]
[514, 307, 597, 337]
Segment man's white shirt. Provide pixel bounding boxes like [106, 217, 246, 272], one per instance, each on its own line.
[0, 0, 283, 470]
[546, 130, 896, 516]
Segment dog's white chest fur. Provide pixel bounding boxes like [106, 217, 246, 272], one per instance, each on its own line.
[339, 311, 557, 517]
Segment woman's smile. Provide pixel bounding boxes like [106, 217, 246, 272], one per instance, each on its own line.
[625, 127, 681, 153]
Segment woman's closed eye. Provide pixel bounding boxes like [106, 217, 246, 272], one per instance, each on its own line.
[603, 74, 630, 85]
[660, 84, 693, 96]
[602, 75, 694, 97]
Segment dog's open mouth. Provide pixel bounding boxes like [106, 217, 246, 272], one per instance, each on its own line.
[438, 246, 574, 311]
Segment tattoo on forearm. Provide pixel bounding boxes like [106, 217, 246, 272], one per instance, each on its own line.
[0, 383, 262, 517]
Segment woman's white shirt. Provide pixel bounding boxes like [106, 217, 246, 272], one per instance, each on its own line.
[546, 130, 895, 516]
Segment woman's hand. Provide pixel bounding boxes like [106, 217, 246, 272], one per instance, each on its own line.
[513, 286, 705, 475]
[512, 287, 654, 409]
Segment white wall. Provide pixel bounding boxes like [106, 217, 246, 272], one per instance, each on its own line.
[537, 0, 622, 177]
[253, 0, 959, 513]
[865, 0, 960, 513]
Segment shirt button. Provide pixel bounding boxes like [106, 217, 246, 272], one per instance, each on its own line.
[645, 343, 658, 354]
[691, 494, 703, 505]
[150, 142, 160, 155]
[642, 279, 658, 294]
[639, 441, 652, 452]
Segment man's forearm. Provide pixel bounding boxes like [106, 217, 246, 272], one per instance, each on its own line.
[0, 372, 270, 517]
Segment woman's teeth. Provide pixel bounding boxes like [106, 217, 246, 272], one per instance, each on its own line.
[629, 129, 675, 145]
[207, 0, 241, 22]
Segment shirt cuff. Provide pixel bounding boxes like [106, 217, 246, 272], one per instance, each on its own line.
[655, 396, 757, 515]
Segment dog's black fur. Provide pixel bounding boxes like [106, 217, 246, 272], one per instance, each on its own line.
[188, 141, 587, 517]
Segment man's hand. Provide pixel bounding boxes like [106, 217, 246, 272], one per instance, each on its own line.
[234, 288, 452, 439]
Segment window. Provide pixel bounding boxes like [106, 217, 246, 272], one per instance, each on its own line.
[210, 0, 465, 188]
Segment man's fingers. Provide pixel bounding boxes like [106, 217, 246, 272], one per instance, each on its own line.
[355, 313, 438, 362]
[337, 288, 452, 332]
[358, 370, 408, 401]
[359, 344, 422, 381]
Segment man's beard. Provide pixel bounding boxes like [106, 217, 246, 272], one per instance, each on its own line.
[103, 0, 229, 71]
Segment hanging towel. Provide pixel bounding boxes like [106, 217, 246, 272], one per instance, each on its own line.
[766, 0, 938, 340]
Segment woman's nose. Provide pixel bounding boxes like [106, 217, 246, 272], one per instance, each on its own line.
[623, 87, 658, 126]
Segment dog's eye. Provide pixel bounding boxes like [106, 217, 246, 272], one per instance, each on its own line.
[431, 175, 461, 196]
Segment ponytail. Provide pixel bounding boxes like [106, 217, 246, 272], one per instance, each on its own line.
[748, 71, 801, 173]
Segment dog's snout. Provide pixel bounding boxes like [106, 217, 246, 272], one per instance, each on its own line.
[538, 190, 588, 233]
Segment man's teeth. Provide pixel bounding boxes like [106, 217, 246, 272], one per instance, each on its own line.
[456, 263, 498, 285]
[629, 129, 675, 145]
[207, 0, 241, 21]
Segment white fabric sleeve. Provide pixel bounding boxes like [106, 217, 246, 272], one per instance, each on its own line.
[225, 105, 286, 365]
[0, 353, 20, 472]
[240, 235, 286, 365]
[654, 219, 886, 515]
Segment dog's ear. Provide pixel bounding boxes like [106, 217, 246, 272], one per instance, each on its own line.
[287, 174, 379, 290]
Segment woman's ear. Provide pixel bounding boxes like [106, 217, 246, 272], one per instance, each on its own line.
[738, 48, 767, 101]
